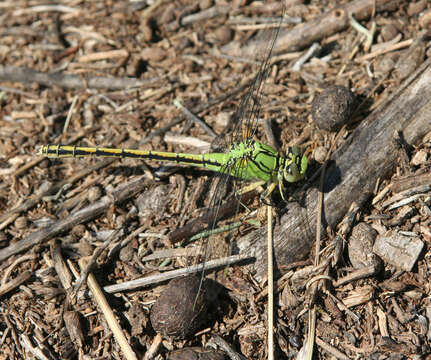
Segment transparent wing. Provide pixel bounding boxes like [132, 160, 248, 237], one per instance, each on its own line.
[227, 20, 282, 146]
[186, 17, 284, 282]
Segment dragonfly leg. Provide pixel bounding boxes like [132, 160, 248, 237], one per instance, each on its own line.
[237, 180, 281, 207]
[259, 182, 278, 206]
[236, 180, 265, 212]
[237, 180, 266, 195]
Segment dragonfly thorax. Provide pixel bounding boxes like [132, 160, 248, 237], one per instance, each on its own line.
[225, 141, 307, 187]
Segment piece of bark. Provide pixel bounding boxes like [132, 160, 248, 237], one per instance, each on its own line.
[0, 270, 32, 296]
[0, 65, 162, 90]
[226, 0, 403, 57]
[238, 56, 431, 279]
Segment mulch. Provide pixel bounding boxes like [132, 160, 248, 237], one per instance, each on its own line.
[0, 0, 430, 359]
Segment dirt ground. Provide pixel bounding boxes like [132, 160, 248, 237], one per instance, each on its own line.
[1, 0, 431, 359]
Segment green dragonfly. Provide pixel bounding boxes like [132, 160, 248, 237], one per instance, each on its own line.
[38, 140, 307, 201]
[38, 19, 308, 232]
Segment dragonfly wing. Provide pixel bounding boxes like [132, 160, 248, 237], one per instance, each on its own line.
[227, 21, 282, 146]
[197, 17, 285, 274]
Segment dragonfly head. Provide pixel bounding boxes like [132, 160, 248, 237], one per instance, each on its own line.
[283, 147, 308, 183]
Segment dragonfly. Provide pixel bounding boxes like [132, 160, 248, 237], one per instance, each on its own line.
[38, 141, 307, 202]
[37, 18, 308, 260]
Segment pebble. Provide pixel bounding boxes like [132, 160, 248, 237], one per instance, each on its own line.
[78, 238, 93, 257]
[87, 186, 102, 203]
[136, 185, 169, 218]
[71, 224, 86, 237]
[311, 85, 356, 131]
[141, 47, 167, 62]
[380, 23, 399, 42]
[150, 275, 208, 339]
[14, 216, 28, 230]
[373, 231, 424, 271]
[411, 149, 428, 166]
[313, 146, 327, 163]
[348, 223, 382, 269]
[167, 348, 226, 360]
[213, 26, 233, 45]
[375, 53, 398, 75]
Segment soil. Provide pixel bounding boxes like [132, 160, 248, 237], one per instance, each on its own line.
[0, 1, 430, 359]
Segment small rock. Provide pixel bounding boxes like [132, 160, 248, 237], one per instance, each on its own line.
[71, 224, 86, 237]
[380, 23, 399, 42]
[212, 26, 233, 45]
[411, 149, 428, 166]
[136, 185, 169, 218]
[373, 231, 424, 271]
[311, 85, 356, 131]
[141, 47, 167, 62]
[83, 107, 95, 124]
[313, 146, 327, 163]
[115, 214, 127, 227]
[14, 216, 28, 230]
[119, 241, 135, 262]
[87, 186, 102, 202]
[150, 275, 208, 339]
[78, 238, 93, 257]
[168, 347, 226, 360]
[375, 53, 398, 75]
[348, 223, 382, 269]
[214, 111, 230, 128]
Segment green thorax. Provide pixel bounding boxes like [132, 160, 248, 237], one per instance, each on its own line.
[203, 140, 279, 182]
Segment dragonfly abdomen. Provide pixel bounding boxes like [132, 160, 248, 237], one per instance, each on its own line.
[38, 144, 227, 171]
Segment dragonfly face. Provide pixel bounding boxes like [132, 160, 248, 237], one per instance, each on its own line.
[282, 147, 308, 184]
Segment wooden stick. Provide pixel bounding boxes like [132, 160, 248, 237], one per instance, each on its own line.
[78, 258, 138, 360]
[267, 205, 274, 360]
